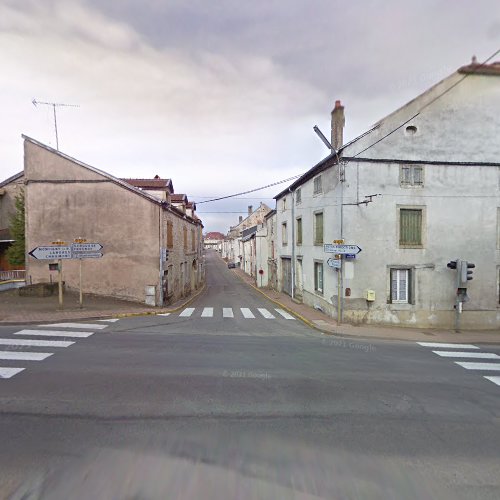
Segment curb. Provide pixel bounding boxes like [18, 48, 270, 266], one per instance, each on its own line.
[0, 282, 207, 325]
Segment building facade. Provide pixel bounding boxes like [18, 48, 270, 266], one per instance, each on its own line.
[22, 136, 204, 305]
[274, 60, 500, 330]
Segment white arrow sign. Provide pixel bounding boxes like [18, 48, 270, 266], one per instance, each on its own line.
[327, 258, 341, 269]
[71, 243, 103, 252]
[73, 252, 103, 259]
[29, 246, 72, 260]
[324, 244, 362, 255]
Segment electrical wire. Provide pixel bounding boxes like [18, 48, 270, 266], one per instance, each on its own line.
[195, 174, 301, 204]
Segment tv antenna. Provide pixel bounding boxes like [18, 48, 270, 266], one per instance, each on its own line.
[32, 99, 80, 150]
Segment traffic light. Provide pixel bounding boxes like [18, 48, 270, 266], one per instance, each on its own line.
[458, 260, 475, 287]
[447, 260, 457, 270]
[466, 261, 475, 280]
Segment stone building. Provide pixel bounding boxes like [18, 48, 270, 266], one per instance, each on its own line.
[21, 135, 204, 305]
[274, 59, 500, 330]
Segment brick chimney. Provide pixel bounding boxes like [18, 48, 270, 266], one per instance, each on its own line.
[248, 205, 253, 216]
[239, 216, 243, 223]
[331, 100, 345, 152]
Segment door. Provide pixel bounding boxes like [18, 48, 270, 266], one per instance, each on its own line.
[281, 257, 292, 296]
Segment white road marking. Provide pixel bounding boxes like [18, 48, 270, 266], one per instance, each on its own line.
[15, 329, 94, 338]
[432, 351, 500, 359]
[484, 376, 500, 387]
[41, 323, 108, 330]
[179, 308, 195, 317]
[0, 351, 53, 361]
[455, 362, 500, 371]
[0, 367, 25, 379]
[275, 308, 295, 320]
[201, 307, 214, 317]
[241, 308, 255, 319]
[258, 308, 275, 319]
[223, 308, 234, 318]
[417, 342, 478, 349]
[157, 313, 170, 316]
[0, 338, 74, 348]
[98, 319, 119, 322]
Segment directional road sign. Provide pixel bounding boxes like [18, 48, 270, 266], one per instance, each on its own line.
[29, 246, 72, 260]
[29, 242, 103, 260]
[327, 258, 341, 269]
[72, 243, 103, 252]
[324, 244, 362, 255]
[73, 252, 103, 259]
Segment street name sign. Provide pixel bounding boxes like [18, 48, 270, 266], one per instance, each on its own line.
[73, 252, 103, 259]
[327, 258, 341, 269]
[324, 244, 362, 255]
[29, 246, 72, 260]
[72, 243, 103, 252]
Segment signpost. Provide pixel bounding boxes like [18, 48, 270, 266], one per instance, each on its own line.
[327, 258, 341, 269]
[29, 240, 104, 309]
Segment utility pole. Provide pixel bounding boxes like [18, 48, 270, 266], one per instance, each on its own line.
[32, 99, 80, 150]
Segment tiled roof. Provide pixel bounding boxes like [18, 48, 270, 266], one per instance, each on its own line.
[458, 61, 500, 76]
[122, 177, 173, 190]
[205, 231, 225, 240]
[171, 194, 188, 202]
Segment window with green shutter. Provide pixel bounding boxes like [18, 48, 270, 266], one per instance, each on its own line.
[399, 208, 422, 247]
[314, 212, 323, 245]
[296, 217, 302, 245]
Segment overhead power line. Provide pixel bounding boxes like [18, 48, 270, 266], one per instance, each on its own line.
[195, 174, 301, 204]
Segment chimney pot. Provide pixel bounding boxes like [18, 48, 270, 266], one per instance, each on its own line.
[248, 205, 253, 216]
[239, 216, 243, 223]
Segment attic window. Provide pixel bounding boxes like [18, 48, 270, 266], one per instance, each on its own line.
[405, 125, 418, 135]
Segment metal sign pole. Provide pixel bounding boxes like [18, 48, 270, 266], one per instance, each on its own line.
[79, 258, 83, 308]
[58, 259, 63, 309]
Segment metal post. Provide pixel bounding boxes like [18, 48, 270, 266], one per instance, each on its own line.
[58, 259, 63, 309]
[79, 258, 83, 308]
[337, 259, 342, 326]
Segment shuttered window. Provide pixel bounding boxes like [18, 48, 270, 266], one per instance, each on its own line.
[183, 227, 187, 250]
[391, 269, 411, 303]
[191, 228, 195, 251]
[399, 209, 422, 247]
[282, 223, 288, 246]
[314, 261, 323, 294]
[400, 165, 424, 187]
[314, 212, 323, 245]
[313, 175, 322, 195]
[295, 188, 302, 204]
[296, 218, 302, 245]
[166, 221, 174, 249]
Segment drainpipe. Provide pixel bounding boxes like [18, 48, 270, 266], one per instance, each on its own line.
[289, 188, 295, 300]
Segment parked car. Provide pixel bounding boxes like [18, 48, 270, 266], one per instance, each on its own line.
[227, 262, 236, 269]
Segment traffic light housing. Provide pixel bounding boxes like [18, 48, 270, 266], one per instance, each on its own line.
[447, 260, 457, 270]
[458, 260, 475, 287]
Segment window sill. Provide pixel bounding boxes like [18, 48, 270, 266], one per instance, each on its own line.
[399, 245, 424, 249]
[389, 303, 415, 310]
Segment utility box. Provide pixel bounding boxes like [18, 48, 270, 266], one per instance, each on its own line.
[364, 289, 376, 302]
[145, 285, 156, 306]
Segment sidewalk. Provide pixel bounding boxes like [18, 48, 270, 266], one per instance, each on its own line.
[0, 285, 206, 325]
[233, 268, 500, 344]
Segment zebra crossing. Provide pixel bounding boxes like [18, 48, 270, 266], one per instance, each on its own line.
[0, 319, 115, 380]
[417, 342, 500, 388]
[159, 307, 296, 321]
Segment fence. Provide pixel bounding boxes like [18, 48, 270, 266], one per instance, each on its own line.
[0, 270, 26, 281]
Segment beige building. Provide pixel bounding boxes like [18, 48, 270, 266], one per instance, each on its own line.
[22, 135, 204, 305]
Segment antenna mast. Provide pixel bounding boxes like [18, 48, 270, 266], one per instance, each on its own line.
[32, 99, 80, 150]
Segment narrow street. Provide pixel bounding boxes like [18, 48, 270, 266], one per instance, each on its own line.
[0, 251, 499, 499]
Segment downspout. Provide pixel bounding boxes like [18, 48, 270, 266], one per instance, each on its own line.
[158, 204, 163, 307]
[289, 188, 295, 300]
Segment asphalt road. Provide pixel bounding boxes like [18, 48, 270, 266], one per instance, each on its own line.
[1, 250, 499, 499]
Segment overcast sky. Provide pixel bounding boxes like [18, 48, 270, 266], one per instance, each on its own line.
[1, 0, 498, 232]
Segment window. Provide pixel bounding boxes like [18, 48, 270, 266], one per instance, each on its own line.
[400, 165, 423, 187]
[166, 221, 174, 249]
[295, 188, 302, 204]
[296, 217, 302, 245]
[390, 268, 412, 303]
[282, 197, 287, 211]
[314, 212, 324, 245]
[314, 261, 323, 294]
[282, 222, 288, 246]
[313, 175, 322, 195]
[183, 227, 187, 250]
[399, 208, 423, 247]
